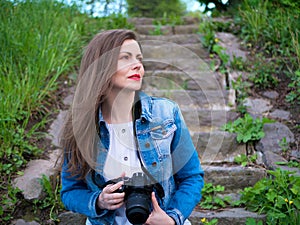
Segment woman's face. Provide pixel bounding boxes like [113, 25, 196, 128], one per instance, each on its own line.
[111, 39, 144, 91]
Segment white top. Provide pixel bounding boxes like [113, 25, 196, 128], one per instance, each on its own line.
[103, 121, 142, 225]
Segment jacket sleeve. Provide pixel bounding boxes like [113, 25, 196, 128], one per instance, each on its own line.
[166, 104, 205, 225]
[60, 157, 109, 218]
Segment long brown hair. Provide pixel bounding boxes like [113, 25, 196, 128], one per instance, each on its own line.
[60, 29, 137, 179]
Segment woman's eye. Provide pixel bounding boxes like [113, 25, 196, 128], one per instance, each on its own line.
[137, 57, 143, 62]
[120, 55, 129, 60]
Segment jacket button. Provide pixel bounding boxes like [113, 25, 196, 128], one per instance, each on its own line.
[152, 162, 157, 167]
[145, 142, 150, 148]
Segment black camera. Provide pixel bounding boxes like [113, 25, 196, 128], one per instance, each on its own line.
[105, 172, 164, 225]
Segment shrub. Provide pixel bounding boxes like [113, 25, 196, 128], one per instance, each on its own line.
[196, 0, 241, 12]
[126, 0, 186, 18]
[239, 169, 300, 225]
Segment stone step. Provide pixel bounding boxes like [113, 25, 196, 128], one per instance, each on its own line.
[189, 164, 267, 225]
[143, 70, 225, 91]
[134, 24, 199, 35]
[141, 43, 208, 59]
[57, 207, 266, 225]
[138, 33, 203, 45]
[174, 24, 200, 35]
[182, 106, 237, 128]
[191, 131, 244, 164]
[128, 17, 155, 25]
[202, 165, 266, 193]
[128, 16, 201, 26]
[143, 89, 228, 109]
[129, 17, 259, 219]
[189, 208, 266, 225]
[143, 90, 236, 129]
[143, 57, 211, 72]
[172, 107, 236, 134]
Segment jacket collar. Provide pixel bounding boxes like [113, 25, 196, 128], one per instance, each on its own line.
[136, 91, 153, 122]
[98, 91, 153, 123]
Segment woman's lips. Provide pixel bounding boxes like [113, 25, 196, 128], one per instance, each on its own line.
[128, 74, 141, 81]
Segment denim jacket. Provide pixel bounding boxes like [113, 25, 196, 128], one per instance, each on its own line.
[61, 91, 204, 225]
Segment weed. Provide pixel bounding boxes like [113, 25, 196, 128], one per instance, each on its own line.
[149, 22, 163, 35]
[290, 30, 300, 67]
[246, 218, 263, 225]
[234, 153, 257, 167]
[231, 55, 246, 71]
[198, 18, 217, 52]
[153, 12, 183, 26]
[34, 175, 64, 222]
[212, 44, 230, 74]
[231, 75, 251, 114]
[286, 70, 300, 105]
[200, 217, 218, 225]
[0, 184, 22, 223]
[238, 0, 269, 45]
[238, 168, 300, 225]
[248, 56, 279, 89]
[198, 17, 231, 75]
[199, 183, 231, 210]
[276, 161, 300, 169]
[278, 137, 290, 153]
[221, 113, 274, 144]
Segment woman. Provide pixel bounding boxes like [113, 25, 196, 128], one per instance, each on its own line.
[60, 29, 204, 225]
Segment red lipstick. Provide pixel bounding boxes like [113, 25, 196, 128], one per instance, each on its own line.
[128, 74, 141, 81]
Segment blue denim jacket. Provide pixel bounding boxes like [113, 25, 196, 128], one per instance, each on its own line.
[61, 92, 204, 225]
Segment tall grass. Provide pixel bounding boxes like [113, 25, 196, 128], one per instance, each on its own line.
[0, 0, 84, 177]
[0, 0, 133, 179]
[0, 0, 133, 221]
[238, 0, 300, 57]
[236, 0, 300, 98]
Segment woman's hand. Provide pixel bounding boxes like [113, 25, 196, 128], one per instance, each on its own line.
[144, 192, 175, 225]
[97, 181, 125, 210]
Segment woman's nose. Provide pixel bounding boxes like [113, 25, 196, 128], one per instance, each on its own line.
[131, 60, 143, 70]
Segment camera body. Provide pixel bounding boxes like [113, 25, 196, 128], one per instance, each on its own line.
[106, 172, 156, 225]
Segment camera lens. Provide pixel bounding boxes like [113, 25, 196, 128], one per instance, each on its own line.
[125, 192, 151, 224]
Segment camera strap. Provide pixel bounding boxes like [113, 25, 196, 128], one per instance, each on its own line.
[92, 92, 165, 200]
[132, 92, 165, 200]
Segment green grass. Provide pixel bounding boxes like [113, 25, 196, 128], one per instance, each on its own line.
[0, 0, 85, 178]
[0, 0, 133, 222]
[235, 0, 300, 96]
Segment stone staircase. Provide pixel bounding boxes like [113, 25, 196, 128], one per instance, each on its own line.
[129, 17, 267, 224]
[11, 17, 270, 225]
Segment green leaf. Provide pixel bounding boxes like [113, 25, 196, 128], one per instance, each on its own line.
[275, 196, 286, 209]
[241, 161, 248, 167]
[291, 187, 299, 195]
[246, 218, 256, 225]
[293, 199, 300, 209]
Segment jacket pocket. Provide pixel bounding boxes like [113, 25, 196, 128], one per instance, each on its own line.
[150, 120, 176, 139]
[150, 120, 177, 158]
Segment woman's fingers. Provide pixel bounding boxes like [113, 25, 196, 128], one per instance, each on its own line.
[150, 192, 160, 211]
[97, 181, 125, 210]
[108, 181, 124, 193]
[109, 200, 124, 210]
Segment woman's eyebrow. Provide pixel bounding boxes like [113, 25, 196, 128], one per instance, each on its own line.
[119, 51, 142, 57]
[119, 51, 132, 55]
